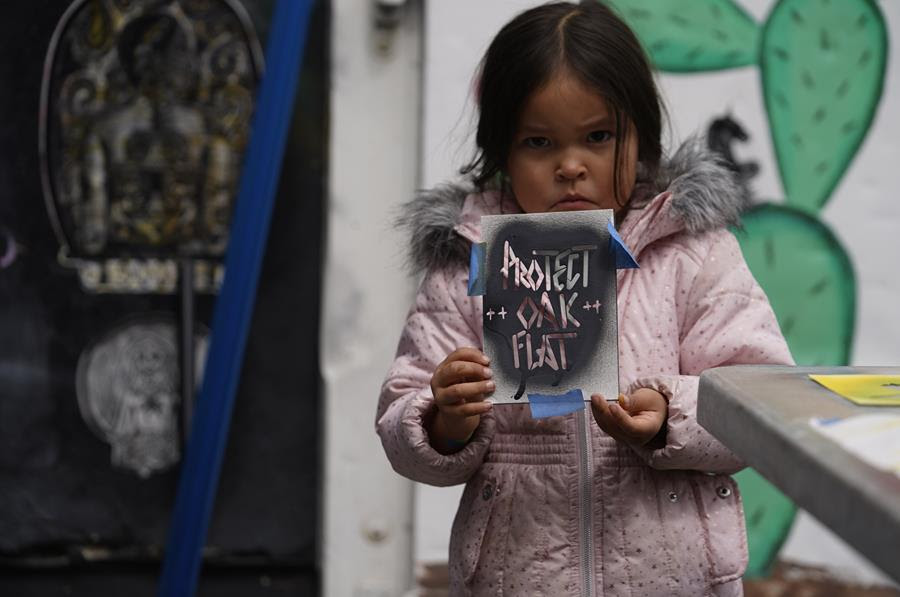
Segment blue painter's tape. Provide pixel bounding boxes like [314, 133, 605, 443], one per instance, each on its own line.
[157, 2, 315, 596]
[468, 242, 486, 296]
[528, 388, 586, 419]
[608, 220, 639, 269]
[815, 416, 843, 427]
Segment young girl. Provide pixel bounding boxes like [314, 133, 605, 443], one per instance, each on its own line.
[378, 3, 792, 595]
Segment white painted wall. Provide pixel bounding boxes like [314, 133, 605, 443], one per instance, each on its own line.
[321, 1, 422, 595]
[416, 0, 900, 586]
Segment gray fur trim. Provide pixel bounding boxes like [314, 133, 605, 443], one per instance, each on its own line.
[395, 182, 472, 274]
[653, 135, 750, 233]
[397, 136, 747, 273]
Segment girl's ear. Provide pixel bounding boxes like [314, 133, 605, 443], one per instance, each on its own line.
[635, 160, 652, 184]
[623, 161, 659, 211]
[491, 170, 513, 195]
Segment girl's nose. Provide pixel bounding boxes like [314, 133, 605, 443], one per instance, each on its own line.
[555, 154, 587, 181]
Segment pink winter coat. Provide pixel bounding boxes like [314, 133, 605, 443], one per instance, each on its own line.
[378, 142, 793, 596]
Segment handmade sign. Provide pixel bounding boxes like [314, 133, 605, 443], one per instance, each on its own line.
[473, 210, 630, 411]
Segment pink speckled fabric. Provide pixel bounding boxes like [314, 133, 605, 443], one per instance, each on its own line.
[377, 189, 793, 596]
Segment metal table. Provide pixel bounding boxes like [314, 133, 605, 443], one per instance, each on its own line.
[698, 365, 900, 582]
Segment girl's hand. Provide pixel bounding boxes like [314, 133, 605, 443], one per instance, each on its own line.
[589, 388, 667, 447]
[431, 347, 494, 419]
[428, 347, 494, 453]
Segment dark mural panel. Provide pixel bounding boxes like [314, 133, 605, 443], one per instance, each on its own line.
[0, 0, 325, 592]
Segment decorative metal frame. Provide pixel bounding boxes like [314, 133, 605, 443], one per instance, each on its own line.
[38, 0, 264, 293]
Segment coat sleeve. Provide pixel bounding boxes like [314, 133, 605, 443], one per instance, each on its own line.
[628, 230, 794, 473]
[376, 266, 496, 487]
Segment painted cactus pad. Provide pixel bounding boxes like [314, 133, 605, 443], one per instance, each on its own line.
[761, 0, 887, 213]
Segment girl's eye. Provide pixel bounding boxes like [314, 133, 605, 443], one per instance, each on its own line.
[587, 130, 612, 143]
[523, 137, 550, 149]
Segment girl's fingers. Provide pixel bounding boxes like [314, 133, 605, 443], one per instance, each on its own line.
[447, 347, 491, 366]
[617, 390, 667, 441]
[438, 380, 495, 405]
[591, 394, 649, 443]
[445, 400, 493, 418]
[627, 388, 667, 414]
[608, 402, 638, 431]
[430, 348, 492, 404]
[589, 393, 611, 421]
[611, 404, 667, 444]
[590, 394, 626, 440]
[435, 359, 493, 387]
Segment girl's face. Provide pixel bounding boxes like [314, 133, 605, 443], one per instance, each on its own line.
[506, 71, 638, 214]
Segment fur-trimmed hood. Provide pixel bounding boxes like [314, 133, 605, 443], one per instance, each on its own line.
[396, 137, 748, 274]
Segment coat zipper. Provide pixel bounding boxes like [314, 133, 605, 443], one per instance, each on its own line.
[575, 408, 596, 597]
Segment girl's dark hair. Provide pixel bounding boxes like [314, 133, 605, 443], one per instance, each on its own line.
[462, 1, 663, 205]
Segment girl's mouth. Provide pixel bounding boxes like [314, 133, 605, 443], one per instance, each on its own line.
[553, 194, 596, 210]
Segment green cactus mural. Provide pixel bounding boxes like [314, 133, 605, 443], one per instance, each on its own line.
[761, 0, 888, 213]
[602, 0, 888, 580]
[605, 0, 760, 71]
[734, 205, 856, 366]
[733, 467, 796, 578]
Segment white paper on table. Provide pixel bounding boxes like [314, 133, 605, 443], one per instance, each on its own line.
[810, 414, 900, 477]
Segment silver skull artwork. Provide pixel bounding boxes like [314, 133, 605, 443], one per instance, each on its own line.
[76, 320, 208, 477]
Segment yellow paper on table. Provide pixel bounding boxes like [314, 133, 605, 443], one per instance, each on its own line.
[809, 374, 900, 406]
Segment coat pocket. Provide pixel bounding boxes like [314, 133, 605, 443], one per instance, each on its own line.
[449, 469, 500, 587]
[691, 474, 749, 584]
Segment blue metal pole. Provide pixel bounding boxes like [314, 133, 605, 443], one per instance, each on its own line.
[157, 1, 316, 595]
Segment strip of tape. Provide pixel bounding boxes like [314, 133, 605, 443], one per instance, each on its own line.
[528, 388, 586, 418]
[468, 242, 486, 296]
[157, 2, 315, 596]
[608, 220, 639, 269]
